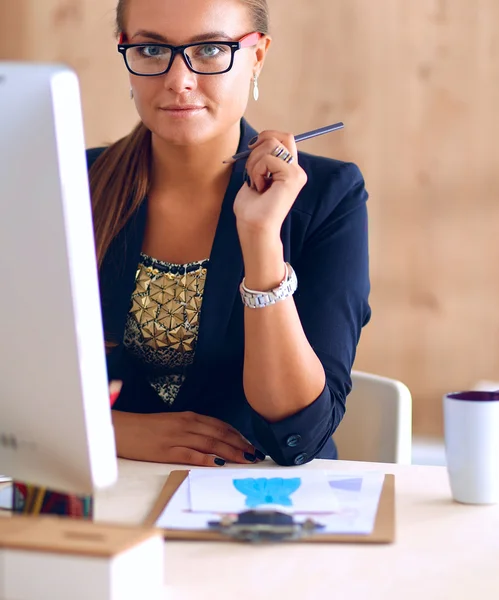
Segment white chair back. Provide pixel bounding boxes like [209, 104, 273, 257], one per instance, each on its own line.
[333, 371, 412, 464]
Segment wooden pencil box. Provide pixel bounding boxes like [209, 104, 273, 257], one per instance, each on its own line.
[0, 516, 164, 600]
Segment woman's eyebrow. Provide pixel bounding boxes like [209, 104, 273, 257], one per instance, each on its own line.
[130, 30, 233, 43]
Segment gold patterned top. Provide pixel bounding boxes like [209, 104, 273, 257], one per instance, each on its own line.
[123, 253, 209, 405]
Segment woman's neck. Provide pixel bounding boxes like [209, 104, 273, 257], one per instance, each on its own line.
[150, 122, 241, 203]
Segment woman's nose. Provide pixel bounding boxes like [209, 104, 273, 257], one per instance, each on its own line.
[163, 52, 197, 93]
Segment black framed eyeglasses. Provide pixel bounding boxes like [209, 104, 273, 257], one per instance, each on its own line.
[117, 32, 262, 77]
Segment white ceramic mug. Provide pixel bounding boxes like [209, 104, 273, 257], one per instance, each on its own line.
[443, 391, 499, 504]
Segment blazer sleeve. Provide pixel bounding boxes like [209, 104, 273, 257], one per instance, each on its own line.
[250, 161, 371, 465]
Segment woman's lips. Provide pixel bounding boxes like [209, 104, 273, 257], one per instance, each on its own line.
[160, 105, 206, 117]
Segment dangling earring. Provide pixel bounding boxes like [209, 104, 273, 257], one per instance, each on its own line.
[253, 74, 259, 102]
[129, 87, 134, 100]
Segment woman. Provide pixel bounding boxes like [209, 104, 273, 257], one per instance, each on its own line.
[87, 0, 371, 467]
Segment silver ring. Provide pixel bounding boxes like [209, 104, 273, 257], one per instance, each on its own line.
[271, 145, 285, 158]
[271, 145, 294, 165]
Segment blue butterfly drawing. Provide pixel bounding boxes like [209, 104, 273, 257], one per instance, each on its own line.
[233, 477, 302, 508]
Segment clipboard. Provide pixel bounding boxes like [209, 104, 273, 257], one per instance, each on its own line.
[144, 470, 396, 544]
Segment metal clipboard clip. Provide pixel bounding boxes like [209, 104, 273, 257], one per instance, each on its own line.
[207, 510, 325, 543]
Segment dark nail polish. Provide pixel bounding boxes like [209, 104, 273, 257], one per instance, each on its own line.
[214, 457, 226, 466]
[244, 452, 257, 463]
[255, 450, 266, 461]
[248, 135, 258, 145]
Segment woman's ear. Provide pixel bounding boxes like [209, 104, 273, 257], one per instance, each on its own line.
[254, 35, 272, 74]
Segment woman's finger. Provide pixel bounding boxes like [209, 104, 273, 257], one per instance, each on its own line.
[170, 433, 257, 465]
[186, 413, 254, 452]
[245, 138, 296, 173]
[188, 422, 256, 455]
[178, 433, 258, 464]
[249, 131, 297, 156]
[162, 447, 227, 467]
[249, 154, 299, 193]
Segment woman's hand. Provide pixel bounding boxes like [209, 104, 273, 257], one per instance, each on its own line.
[233, 131, 308, 238]
[112, 410, 263, 467]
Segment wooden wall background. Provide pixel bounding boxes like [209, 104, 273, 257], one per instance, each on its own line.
[2, 0, 499, 437]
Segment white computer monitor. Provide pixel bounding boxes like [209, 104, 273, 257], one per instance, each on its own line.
[0, 63, 117, 494]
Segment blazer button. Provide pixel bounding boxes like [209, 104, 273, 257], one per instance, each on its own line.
[286, 434, 302, 448]
[294, 453, 308, 465]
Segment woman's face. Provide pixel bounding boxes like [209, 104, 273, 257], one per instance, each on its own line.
[123, 0, 269, 146]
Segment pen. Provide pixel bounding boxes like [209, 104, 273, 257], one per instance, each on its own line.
[225, 121, 345, 163]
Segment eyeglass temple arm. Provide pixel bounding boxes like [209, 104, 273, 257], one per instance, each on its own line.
[239, 32, 263, 48]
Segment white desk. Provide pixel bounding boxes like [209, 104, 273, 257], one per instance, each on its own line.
[95, 459, 499, 600]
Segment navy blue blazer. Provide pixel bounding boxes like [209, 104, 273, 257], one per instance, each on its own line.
[86, 118, 371, 466]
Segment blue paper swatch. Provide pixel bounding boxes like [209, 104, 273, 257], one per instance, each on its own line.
[233, 477, 301, 508]
[329, 478, 363, 492]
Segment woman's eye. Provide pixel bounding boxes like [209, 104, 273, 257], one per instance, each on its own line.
[197, 45, 222, 58]
[141, 46, 166, 58]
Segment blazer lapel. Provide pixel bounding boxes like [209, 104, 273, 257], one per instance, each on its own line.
[196, 119, 257, 358]
[174, 119, 258, 407]
[100, 200, 147, 350]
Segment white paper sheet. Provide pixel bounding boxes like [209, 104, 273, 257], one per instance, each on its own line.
[188, 469, 339, 513]
[155, 470, 385, 536]
[314, 472, 385, 534]
[0, 476, 11, 483]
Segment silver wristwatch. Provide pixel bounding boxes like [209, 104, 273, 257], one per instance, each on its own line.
[239, 263, 298, 308]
